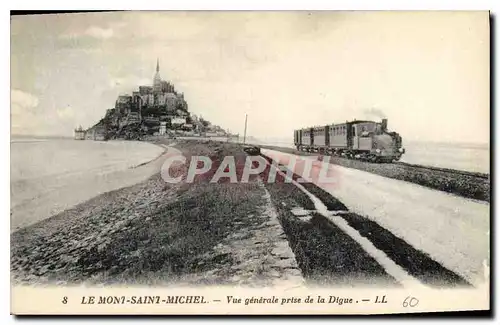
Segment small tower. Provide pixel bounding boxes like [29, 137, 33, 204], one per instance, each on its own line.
[153, 58, 162, 94]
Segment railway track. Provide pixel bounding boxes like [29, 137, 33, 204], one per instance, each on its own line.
[394, 161, 489, 180]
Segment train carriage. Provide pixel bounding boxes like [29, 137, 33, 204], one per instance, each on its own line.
[302, 128, 313, 146]
[293, 118, 405, 162]
[328, 123, 348, 153]
[293, 129, 301, 148]
[312, 125, 328, 150]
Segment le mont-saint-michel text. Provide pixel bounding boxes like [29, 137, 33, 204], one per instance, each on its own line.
[78, 295, 387, 306]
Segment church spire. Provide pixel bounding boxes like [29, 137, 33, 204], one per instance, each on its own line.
[153, 58, 162, 93]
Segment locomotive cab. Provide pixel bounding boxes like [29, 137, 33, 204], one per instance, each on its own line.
[351, 119, 405, 162]
[372, 119, 405, 161]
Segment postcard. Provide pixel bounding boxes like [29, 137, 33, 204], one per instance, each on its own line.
[10, 10, 490, 315]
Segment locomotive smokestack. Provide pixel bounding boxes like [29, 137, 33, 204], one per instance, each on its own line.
[381, 118, 388, 131]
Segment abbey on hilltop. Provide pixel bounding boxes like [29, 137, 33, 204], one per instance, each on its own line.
[75, 59, 228, 140]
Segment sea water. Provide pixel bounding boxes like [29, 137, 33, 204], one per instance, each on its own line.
[10, 138, 165, 231]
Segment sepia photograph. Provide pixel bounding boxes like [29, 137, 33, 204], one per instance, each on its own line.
[9, 9, 491, 315]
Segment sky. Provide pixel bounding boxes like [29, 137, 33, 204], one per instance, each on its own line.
[11, 11, 489, 144]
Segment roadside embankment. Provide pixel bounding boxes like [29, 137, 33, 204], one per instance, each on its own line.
[258, 150, 481, 288]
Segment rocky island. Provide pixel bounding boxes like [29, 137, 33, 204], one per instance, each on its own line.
[75, 59, 230, 141]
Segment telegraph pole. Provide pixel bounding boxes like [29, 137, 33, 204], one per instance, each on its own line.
[243, 113, 248, 145]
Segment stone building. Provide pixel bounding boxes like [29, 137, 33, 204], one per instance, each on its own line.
[105, 58, 192, 134]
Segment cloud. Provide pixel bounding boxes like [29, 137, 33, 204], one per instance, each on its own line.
[11, 89, 41, 134]
[11, 89, 38, 109]
[10, 89, 76, 135]
[59, 25, 114, 40]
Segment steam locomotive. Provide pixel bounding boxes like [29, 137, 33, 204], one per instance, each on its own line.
[293, 118, 405, 162]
